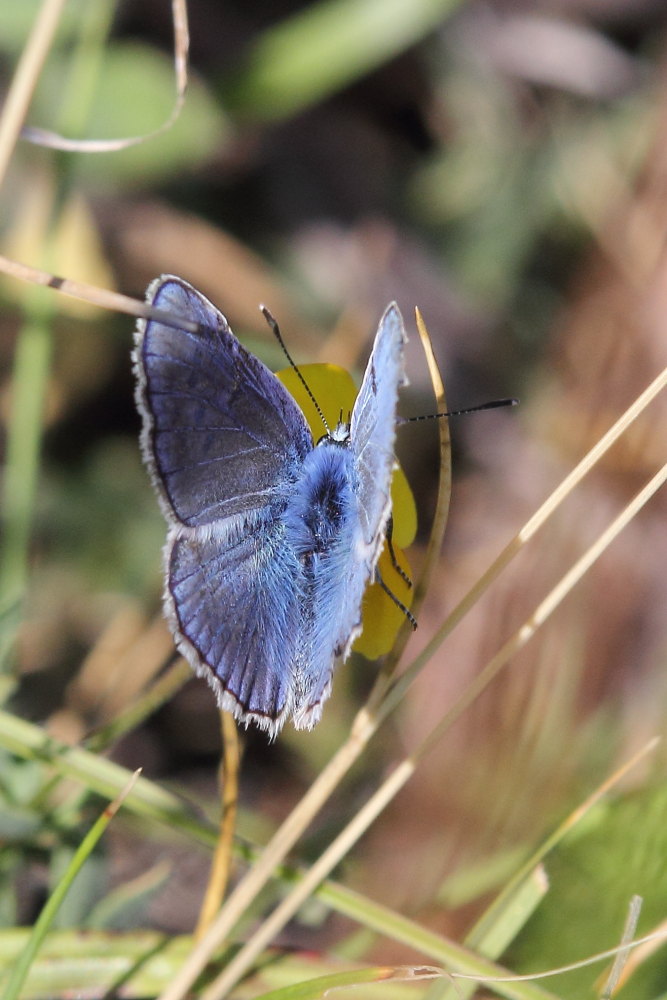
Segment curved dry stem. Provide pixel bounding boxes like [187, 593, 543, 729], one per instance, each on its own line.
[21, 0, 189, 153]
[410, 306, 452, 612]
[195, 711, 242, 939]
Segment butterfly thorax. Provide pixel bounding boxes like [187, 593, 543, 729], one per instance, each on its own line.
[283, 443, 356, 562]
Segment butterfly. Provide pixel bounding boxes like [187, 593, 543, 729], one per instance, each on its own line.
[133, 275, 408, 737]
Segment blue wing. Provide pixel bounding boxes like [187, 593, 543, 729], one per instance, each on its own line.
[350, 303, 407, 552]
[134, 275, 312, 527]
[166, 511, 304, 736]
[134, 276, 316, 733]
[328, 303, 407, 659]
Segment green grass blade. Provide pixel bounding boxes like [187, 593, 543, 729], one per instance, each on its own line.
[0, 291, 53, 676]
[0, 771, 139, 1000]
[0, 709, 219, 847]
[255, 965, 440, 1000]
[324, 882, 560, 1000]
[228, 0, 463, 120]
[431, 867, 549, 1000]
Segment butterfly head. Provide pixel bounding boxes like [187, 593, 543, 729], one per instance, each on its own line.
[325, 414, 351, 446]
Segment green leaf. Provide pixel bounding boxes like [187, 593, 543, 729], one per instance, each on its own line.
[0, 775, 137, 1000]
[507, 785, 667, 999]
[30, 42, 228, 185]
[228, 0, 464, 120]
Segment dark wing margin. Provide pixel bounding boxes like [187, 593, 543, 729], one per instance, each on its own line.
[133, 275, 313, 527]
[165, 511, 303, 737]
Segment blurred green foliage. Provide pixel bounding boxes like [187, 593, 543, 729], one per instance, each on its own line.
[508, 784, 667, 999]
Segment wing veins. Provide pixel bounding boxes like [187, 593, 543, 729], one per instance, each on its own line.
[159, 444, 269, 475]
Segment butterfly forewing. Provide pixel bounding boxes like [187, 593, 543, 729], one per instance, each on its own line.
[134, 276, 313, 526]
[350, 303, 407, 555]
[319, 304, 408, 667]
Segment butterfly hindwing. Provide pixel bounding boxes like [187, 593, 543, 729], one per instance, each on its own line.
[166, 511, 302, 734]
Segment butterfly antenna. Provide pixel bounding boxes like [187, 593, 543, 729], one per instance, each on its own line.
[261, 306, 331, 435]
[400, 398, 518, 424]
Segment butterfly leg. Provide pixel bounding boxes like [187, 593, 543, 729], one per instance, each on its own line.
[375, 568, 417, 631]
[385, 515, 413, 589]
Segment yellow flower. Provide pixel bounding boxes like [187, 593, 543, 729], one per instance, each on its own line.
[276, 363, 417, 658]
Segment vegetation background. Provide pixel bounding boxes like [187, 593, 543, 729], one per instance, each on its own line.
[0, 0, 666, 998]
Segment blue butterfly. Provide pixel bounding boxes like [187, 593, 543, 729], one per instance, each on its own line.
[133, 276, 408, 736]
